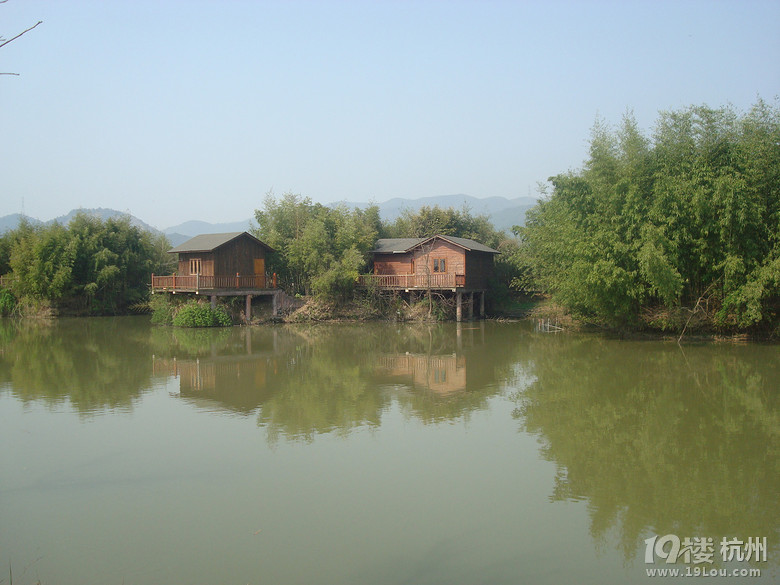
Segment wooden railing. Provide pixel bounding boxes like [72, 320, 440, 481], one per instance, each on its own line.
[151, 273, 276, 292]
[357, 273, 465, 289]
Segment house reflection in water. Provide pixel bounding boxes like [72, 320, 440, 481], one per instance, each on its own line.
[153, 356, 274, 412]
[375, 353, 467, 395]
[150, 327, 293, 414]
[152, 323, 512, 438]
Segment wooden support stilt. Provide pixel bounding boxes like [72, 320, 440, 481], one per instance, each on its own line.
[480, 291, 485, 318]
[272, 291, 279, 317]
[245, 294, 252, 324]
[469, 292, 474, 320]
[456, 291, 462, 322]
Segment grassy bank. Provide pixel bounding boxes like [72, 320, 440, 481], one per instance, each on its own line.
[526, 297, 779, 341]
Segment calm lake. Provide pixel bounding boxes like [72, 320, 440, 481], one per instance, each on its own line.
[0, 317, 777, 584]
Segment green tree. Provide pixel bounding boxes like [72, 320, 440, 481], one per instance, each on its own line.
[385, 204, 503, 249]
[521, 100, 780, 331]
[5, 213, 173, 314]
[252, 191, 379, 297]
[10, 221, 75, 300]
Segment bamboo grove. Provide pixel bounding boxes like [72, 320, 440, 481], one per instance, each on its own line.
[0, 214, 173, 316]
[517, 100, 779, 331]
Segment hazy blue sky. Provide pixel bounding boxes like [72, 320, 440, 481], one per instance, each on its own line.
[1, 0, 778, 229]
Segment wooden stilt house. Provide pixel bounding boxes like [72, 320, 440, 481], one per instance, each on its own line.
[358, 234, 499, 290]
[356, 234, 500, 321]
[151, 231, 275, 292]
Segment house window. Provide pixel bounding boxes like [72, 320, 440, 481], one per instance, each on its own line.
[433, 258, 446, 272]
[189, 258, 202, 275]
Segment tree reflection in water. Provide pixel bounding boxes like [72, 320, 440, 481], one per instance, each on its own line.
[0, 316, 157, 414]
[512, 334, 779, 564]
[155, 323, 520, 443]
[4, 316, 775, 568]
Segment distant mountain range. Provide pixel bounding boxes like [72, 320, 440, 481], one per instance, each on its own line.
[0, 209, 253, 247]
[0, 195, 538, 246]
[330, 194, 536, 231]
[0, 208, 164, 238]
[161, 219, 255, 246]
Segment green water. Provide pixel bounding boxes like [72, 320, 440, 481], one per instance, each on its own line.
[0, 317, 777, 584]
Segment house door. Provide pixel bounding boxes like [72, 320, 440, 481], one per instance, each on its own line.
[254, 258, 266, 288]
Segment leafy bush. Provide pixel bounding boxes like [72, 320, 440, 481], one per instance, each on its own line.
[172, 300, 233, 327]
[149, 294, 176, 325]
[310, 247, 364, 300]
[212, 304, 233, 326]
[0, 287, 16, 316]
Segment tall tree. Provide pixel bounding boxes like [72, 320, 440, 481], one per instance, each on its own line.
[521, 100, 780, 330]
[6, 213, 172, 313]
[253, 192, 379, 297]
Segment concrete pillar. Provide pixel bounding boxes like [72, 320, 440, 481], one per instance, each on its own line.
[245, 294, 252, 324]
[210, 295, 216, 310]
[468, 292, 474, 320]
[272, 291, 279, 317]
[456, 291, 462, 322]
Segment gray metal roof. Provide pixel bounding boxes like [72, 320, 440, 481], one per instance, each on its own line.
[168, 232, 274, 253]
[372, 235, 499, 254]
[427, 235, 500, 254]
[372, 238, 426, 253]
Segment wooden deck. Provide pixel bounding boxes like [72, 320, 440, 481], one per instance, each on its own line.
[357, 273, 466, 290]
[151, 273, 277, 294]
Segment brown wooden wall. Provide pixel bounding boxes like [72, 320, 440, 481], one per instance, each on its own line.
[411, 240, 465, 277]
[177, 236, 268, 276]
[212, 237, 267, 276]
[373, 253, 413, 275]
[178, 252, 215, 276]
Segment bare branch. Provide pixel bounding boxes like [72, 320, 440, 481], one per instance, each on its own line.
[0, 20, 42, 50]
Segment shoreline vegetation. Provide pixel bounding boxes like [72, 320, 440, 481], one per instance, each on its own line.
[1, 100, 778, 340]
